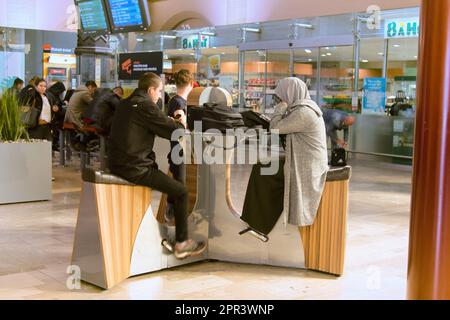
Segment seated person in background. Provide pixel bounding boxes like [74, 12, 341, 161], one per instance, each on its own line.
[64, 81, 97, 129]
[108, 72, 206, 260]
[241, 78, 329, 237]
[64, 81, 98, 151]
[83, 87, 122, 136]
[165, 69, 195, 222]
[322, 108, 356, 150]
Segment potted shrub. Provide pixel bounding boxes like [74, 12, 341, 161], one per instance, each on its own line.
[0, 90, 52, 204]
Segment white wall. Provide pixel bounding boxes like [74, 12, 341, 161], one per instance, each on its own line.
[0, 0, 77, 32]
[148, 0, 421, 31]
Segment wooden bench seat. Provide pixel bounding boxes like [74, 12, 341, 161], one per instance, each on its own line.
[71, 169, 152, 289]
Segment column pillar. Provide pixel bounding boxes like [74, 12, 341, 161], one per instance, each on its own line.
[407, 0, 450, 300]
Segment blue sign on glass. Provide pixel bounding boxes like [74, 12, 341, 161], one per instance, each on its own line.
[78, 0, 108, 31]
[108, 0, 143, 27]
[362, 78, 387, 115]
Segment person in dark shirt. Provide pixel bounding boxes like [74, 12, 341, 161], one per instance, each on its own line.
[108, 72, 206, 260]
[165, 70, 194, 223]
[321, 108, 356, 150]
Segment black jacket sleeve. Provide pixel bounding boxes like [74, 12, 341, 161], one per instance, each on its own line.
[134, 100, 184, 140]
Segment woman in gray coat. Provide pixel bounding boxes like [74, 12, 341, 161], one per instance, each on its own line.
[241, 77, 329, 237]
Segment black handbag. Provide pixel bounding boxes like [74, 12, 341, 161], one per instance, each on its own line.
[20, 105, 40, 128]
[331, 148, 347, 167]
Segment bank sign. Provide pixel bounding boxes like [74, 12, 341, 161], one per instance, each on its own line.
[385, 18, 420, 39]
[181, 35, 210, 49]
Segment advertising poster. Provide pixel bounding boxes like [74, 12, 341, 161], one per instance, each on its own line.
[362, 78, 387, 115]
[119, 52, 163, 80]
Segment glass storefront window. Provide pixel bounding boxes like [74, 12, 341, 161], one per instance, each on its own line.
[198, 47, 239, 105]
[319, 46, 355, 112]
[294, 47, 319, 103]
[243, 50, 267, 112]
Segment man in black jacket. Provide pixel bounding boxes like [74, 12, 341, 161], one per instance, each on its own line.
[108, 73, 206, 260]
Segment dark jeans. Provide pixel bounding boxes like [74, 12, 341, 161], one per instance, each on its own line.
[135, 168, 189, 243]
[28, 124, 52, 141]
[167, 160, 186, 205]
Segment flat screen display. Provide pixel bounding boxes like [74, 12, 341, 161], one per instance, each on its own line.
[109, 0, 143, 27]
[105, 0, 151, 33]
[76, 0, 109, 32]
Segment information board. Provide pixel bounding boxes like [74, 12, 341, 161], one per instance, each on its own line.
[108, 0, 143, 27]
[105, 0, 150, 32]
[77, 0, 109, 32]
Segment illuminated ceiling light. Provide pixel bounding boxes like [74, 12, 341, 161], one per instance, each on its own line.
[378, 52, 384, 56]
[136, 38, 144, 42]
[161, 35, 177, 39]
[326, 53, 332, 56]
[308, 59, 313, 62]
[242, 27, 261, 33]
[325, 47, 330, 50]
[393, 44, 400, 48]
[304, 49, 312, 54]
[321, 54, 327, 57]
[414, 55, 418, 59]
[295, 23, 314, 29]
[362, 59, 369, 63]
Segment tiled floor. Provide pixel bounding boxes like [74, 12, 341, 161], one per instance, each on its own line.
[0, 158, 412, 300]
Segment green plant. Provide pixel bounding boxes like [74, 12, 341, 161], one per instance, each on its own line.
[0, 89, 29, 142]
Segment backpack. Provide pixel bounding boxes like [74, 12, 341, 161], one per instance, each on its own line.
[188, 103, 245, 133]
[331, 148, 347, 167]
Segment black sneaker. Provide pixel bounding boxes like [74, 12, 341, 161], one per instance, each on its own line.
[174, 240, 207, 260]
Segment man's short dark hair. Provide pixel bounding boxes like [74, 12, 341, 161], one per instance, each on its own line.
[138, 73, 161, 91]
[85, 81, 98, 88]
[13, 78, 24, 87]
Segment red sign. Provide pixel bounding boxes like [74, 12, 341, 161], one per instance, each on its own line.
[48, 68, 67, 76]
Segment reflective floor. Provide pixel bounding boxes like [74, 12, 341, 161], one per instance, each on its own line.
[0, 157, 412, 300]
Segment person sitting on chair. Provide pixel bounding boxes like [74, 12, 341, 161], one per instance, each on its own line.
[108, 72, 206, 260]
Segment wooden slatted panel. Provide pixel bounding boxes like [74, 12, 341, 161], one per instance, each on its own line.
[95, 184, 152, 289]
[300, 180, 349, 276]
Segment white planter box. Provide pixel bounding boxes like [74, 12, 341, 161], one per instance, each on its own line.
[0, 141, 52, 204]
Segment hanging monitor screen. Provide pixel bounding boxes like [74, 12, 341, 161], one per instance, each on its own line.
[76, 0, 110, 33]
[105, 0, 151, 33]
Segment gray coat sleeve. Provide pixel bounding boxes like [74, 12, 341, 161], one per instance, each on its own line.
[270, 107, 313, 134]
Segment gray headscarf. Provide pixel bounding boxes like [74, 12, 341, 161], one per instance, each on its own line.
[275, 77, 322, 116]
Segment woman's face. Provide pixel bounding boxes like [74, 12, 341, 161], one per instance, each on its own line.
[37, 81, 47, 95]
